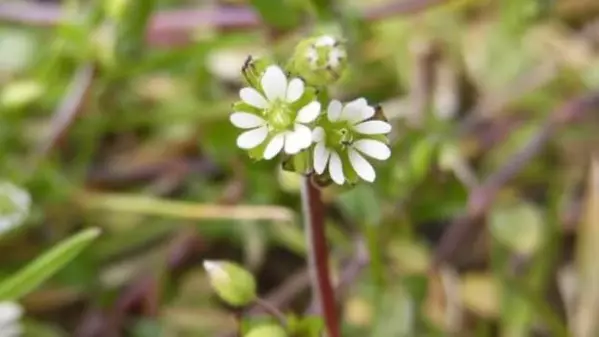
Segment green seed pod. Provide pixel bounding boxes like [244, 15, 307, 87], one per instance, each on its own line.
[290, 35, 347, 86]
[244, 324, 288, 337]
[203, 260, 257, 307]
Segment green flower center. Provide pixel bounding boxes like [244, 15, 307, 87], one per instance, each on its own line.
[265, 99, 294, 131]
[325, 121, 354, 149]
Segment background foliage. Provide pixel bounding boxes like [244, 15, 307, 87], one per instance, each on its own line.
[1, 0, 599, 336]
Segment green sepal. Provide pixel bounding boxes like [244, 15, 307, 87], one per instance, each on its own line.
[242, 56, 275, 89]
[232, 101, 263, 116]
[281, 149, 311, 175]
[247, 140, 269, 161]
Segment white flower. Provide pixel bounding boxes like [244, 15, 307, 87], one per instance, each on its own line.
[0, 182, 31, 236]
[0, 302, 23, 337]
[312, 99, 392, 185]
[231, 65, 321, 159]
[305, 35, 347, 70]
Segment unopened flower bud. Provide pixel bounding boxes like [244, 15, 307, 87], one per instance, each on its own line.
[290, 35, 347, 86]
[244, 324, 288, 337]
[203, 260, 257, 307]
[241, 56, 274, 89]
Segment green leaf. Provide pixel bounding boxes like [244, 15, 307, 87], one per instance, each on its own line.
[249, 0, 300, 30]
[0, 228, 101, 301]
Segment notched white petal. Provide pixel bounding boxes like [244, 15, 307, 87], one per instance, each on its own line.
[240, 87, 268, 109]
[329, 151, 345, 185]
[312, 127, 325, 142]
[353, 139, 391, 160]
[261, 65, 287, 101]
[349, 106, 375, 124]
[341, 98, 367, 121]
[327, 100, 342, 122]
[296, 101, 321, 123]
[286, 78, 305, 103]
[353, 121, 392, 135]
[263, 133, 285, 159]
[293, 124, 313, 150]
[230, 112, 266, 129]
[349, 149, 375, 182]
[284, 132, 300, 154]
[236, 126, 268, 149]
[313, 142, 330, 174]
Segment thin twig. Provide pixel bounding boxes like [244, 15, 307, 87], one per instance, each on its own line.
[434, 91, 599, 266]
[254, 297, 288, 327]
[300, 176, 340, 337]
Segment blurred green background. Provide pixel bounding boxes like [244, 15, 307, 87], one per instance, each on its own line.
[1, 0, 599, 336]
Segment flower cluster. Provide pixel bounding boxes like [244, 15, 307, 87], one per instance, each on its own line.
[230, 35, 392, 186]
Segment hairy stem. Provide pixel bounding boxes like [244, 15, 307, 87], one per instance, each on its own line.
[300, 176, 340, 337]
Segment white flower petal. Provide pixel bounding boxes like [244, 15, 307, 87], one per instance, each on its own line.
[341, 98, 367, 121]
[312, 127, 325, 142]
[353, 121, 392, 135]
[349, 148, 375, 182]
[284, 131, 300, 154]
[313, 142, 330, 174]
[230, 112, 266, 129]
[353, 139, 391, 160]
[329, 151, 345, 185]
[296, 101, 321, 123]
[327, 100, 342, 122]
[261, 65, 287, 101]
[263, 133, 285, 159]
[236, 126, 268, 149]
[328, 47, 346, 68]
[240, 87, 268, 109]
[0, 302, 22, 322]
[315, 35, 336, 47]
[348, 105, 375, 124]
[286, 78, 305, 103]
[293, 124, 313, 150]
[306, 48, 318, 65]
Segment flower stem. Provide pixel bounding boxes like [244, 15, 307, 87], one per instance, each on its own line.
[300, 176, 340, 337]
[254, 297, 288, 327]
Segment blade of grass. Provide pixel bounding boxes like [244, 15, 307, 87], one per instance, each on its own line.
[77, 191, 294, 222]
[0, 228, 101, 300]
[573, 154, 599, 337]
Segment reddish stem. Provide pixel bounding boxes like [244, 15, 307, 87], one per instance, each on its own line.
[300, 177, 340, 337]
